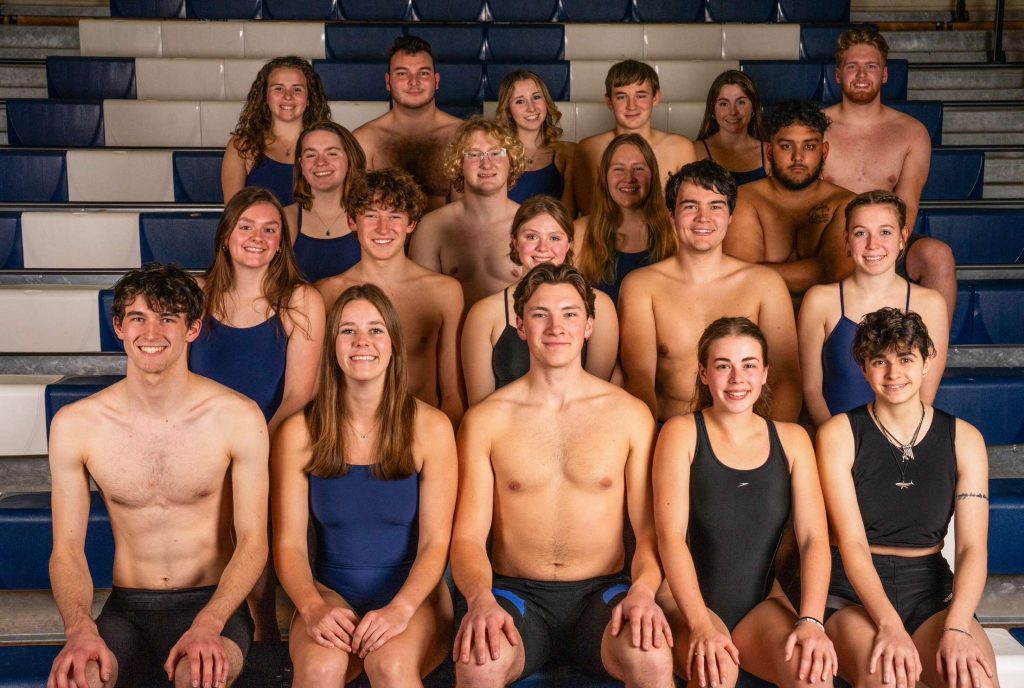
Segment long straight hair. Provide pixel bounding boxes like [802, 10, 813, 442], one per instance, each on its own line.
[304, 284, 417, 480]
[693, 317, 773, 418]
[696, 70, 766, 141]
[577, 134, 676, 285]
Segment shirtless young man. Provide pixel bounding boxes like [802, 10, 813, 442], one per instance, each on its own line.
[47, 264, 268, 688]
[724, 100, 855, 295]
[316, 168, 465, 428]
[573, 60, 697, 216]
[452, 262, 674, 687]
[619, 159, 802, 423]
[823, 28, 957, 320]
[409, 116, 524, 309]
[353, 36, 463, 211]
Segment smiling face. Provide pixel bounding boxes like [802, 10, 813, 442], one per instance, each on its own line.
[698, 335, 768, 414]
[300, 129, 348, 193]
[517, 282, 593, 370]
[837, 43, 887, 105]
[606, 80, 659, 131]
[266, 67, 308, 123]
[847, 203, 903, 275]
[351, 196, 416, 261]
[114, 295, 200, 375]
[671, 181, 732, 253]
[862, 346, 929, 405]
[508, 78, 547, 134]
[513, 213, 571, 269]
[225, 201, 283, 271]
[386, 50, 438, 109]
[462, 130, 511, 195]
[335, 298, 393, 383]
[606, 143, 652, 209]
[713, 84, 754, 136]
[768, 124, 827, 192]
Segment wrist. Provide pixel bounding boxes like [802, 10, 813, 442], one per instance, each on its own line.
[943, 627, 974, 640]
[794, 616, 825, 632]
[65, 619, 100, 639]
[191, 610, 225, 634]
[386, 597, 416, 618]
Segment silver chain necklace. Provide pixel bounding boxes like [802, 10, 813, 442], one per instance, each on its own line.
[870, 401, 926, 489]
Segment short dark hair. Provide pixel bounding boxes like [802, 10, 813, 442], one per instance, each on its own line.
[347, 168, 428, 223]
[513, 262, 596, 320]
[665, 159, 738, 214]
[389, 35, 434, 67]
[112, 263, 204, 326]
[852, 307, 936, 367]
[765, 100, 831, 138]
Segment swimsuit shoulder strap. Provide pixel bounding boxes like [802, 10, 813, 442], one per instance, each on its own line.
[904, 278, 912, 313]
[701, 139, 713, 161]
[503, 287, 511, 325]
[838, 280, 846, 317]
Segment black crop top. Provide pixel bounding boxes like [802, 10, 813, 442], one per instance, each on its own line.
[848, 404, 957, 548]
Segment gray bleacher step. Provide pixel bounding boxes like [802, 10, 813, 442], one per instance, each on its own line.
[0, 456, 53, 495]
[0, 25, 78, 51]
[943, 105, 1024, 146]
[887, 29, 1024, 61]
[948, 346, 1024, 368]
[0, 353, 126, 376]
[983, 152, 1024, 199]
[957, 265, 1024, 280]
[2, 3, 109, 16]
[0, 62, 46, 88]
[909, 65, 1024, 101]
[991, 445, 1024, 479]
[0, 272, 126, 287]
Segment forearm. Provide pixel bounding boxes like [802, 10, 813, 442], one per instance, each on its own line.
[946, 546, 988, 628]
[623, 367, 658, 419]
[804, 385, 832, 427]
[796, 533, 832, 620]
[50, 549, 99, 635]
[767, 259, 825, 295]
[451, 539, 495, 604]
[838, 541, 902, 628]
[389, 540, 449, 614]
[658, 539, 712, 628]
[274, 545, 326, 618]
[628, 538, 664, 599]
[268, 392, 308, 437]
[196, 532, 268, 629]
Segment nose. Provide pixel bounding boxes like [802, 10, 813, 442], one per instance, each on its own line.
[478, 152, 494, 169]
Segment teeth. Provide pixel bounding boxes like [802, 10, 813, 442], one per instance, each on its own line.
[139, 346, 164, 353]
[351, 355, 376, 361]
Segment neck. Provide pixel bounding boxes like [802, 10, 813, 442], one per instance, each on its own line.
[711, 128, 754, 148]
[849, 267, 902, 291]
[124, 363, 191, 415]
[271, 120, 303, 143]
[617, 209, 647, 241]
[391, 101, 438, 124]
[838, 96, 885, 119]
[523, 360, 587, 404]
[310, 188, 345, 213]
[462, 189, 512, 217]
[342, 379, 385, 424]
[231, 265, 269, 299]
[704, 402, 759, 434]
[615, 121, 653, 139]
[873, 396, 924, 429]
[767, 176, 821, 199]
[675, 245, 725, 278]
[356, 252, 411, 279]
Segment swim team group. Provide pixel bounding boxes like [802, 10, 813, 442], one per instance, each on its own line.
[43, 25, 998, 688]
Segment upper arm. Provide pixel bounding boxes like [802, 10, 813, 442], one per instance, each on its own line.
[452, 409, 497, 548]
[952, 419, 989, 552]
[228, 402, 270, 544]
[780, 424, 828, 545]
[624, 404, 657, 541]
[270, 414, 312, 558]
[221, 137, 248, 204]
[415, 407, 458, 550]
[651, 417, 694, 545]
[409, 216, 443, 273]
[584, 292, 619, 381]
[815, 416, 868, 548]
[723, 198, 766, 263]
[894, 122, 932, 228]
[353, 127, 376, 168]
[436, 283, 465, 409]
[572, 140, 599, 216]
[617, 276, 657, 393]
[918, 289, 949, 402]
[796, 286, 830, 392]
[558, 142, 578, 217]
[757, 272, 799, 372]
[461, 300, 500, 406]
[48, 408, 93, 556]
[819, 202, 855, 282]
[283, 286, 326, 398]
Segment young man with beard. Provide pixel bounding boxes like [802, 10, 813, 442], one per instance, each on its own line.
[410, 117, 524, 310]
[724, 100, 854, 296]
[823, 28, 957, 321]
[354, 36, 463, 211]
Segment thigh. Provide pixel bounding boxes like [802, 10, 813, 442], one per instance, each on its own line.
[654, 583, 736, 686]
[825, 604, 879, 686]
[733, 596, 812, 687]
[364, 580, 454, 679]
[913, 612, 1000, 688]
[95, 610, 151, 687]
[573, 579, 629, 678]
[289, 583, 362, 687]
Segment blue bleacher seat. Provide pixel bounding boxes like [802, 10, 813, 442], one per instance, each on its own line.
[949, 284, 974, 345]
[486, 25, 564, 62]
[139, 212, 220, 270]
[821, 59, 908, 103]
[406, 25, 485, 61]
[325, 24, 405, 61]
[936, 368, 1024, 445]
[5, 100, 104, 148]
[185, 0, 261, 19]
[412, 0, 484, 20]
[487, 0, 559, 21]
[263, 0, 339, 19]
[888, 100, 943, 146]
[799, 26, 849, 61]
[45, 376, 123, 435]
[314, 61, 391, 101]
[435, 63, 485, 103]
[989, 479, 1024, 573]
[740, 62, 823, 103]
[560, 0, 632, 22]
[98, 290, 121, 353]
[1013, 628, 1024, 644]
[485, 62, 570, 101]
[706, 0, 776, 22]
[0, 150, 69, 203]
[0, 491, 114, 589]
[440, 102, 484, 119]
[920, 208, 1024, 265]
[921, 150, 985, 201]
[109, 0, 185, 17]
[172, 150, 224, 204]
[779, 0, 850, 22]
[0, 645, 62, 688]
[633, 0, 703, 21]
[966, 281, 1024, 345]
[339, 0, 410, 20]
[46, 57, 136, 100]
[0, 213, 23, 269]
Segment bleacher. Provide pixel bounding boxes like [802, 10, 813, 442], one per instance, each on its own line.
[1, 0, 1023, 686]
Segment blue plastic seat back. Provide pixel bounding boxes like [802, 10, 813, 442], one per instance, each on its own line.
[0, 645, 63, 686]
[921, 150, 985, 201]
[412, 0, 484, 20]
[434, 63, 484, 103]
[988, 479, 1024, 573]
[920, 208, 1024, 265]
[800, 26, 849, 61]
[0, 492, 114, 589]
[487, 25, 564, 62]
[968, 281, 1024, 346]
[339, 0, 410, 20]
[488, 0, 559, 21]
[935, 368, 1024, 445]
[263, 0, 339, 19]
[47, 57, 136, 100]
[406, 25, 484, 61]
[440, 102, 484, 119]
[139, 212, 221, 271]
[185, 0, 261, 18]
[315, 61, 390, 101]
[0, 212, 23, 269]
[98, 290, 121, 353]
[172, 150, 225, 204]
[0, 150, 69, 202]
[110, 0, 185, 17]
[326, 24, 404, 61]
[561, 0, 632, 22]
[6, 100, 104, 148]
[485, 62, 570, 101]
[822, 59, 908, 103]
[634, 0, 703, 21]
[949, 284, 974, 346]
[706, 0, 776, 22]
[741, 62, 823, 103]
[45, 376, 124, 435]
[888, 100, 943, 146]
[779, 0, 850, 21]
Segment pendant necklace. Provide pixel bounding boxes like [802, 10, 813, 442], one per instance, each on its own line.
[310, 205, 346, 237]
[345, 418, 378, 441]
[870, 401, 925, 489]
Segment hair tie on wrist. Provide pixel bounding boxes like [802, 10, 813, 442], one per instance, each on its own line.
[795, 616, 825, 631]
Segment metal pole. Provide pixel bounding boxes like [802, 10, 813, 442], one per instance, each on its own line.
[953, 0, 968, 22]
[992, 0, 1007, 63]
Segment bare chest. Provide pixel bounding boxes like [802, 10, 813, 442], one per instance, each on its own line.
[762, 200, 834, 261]
[438, 225, 521, 285]
[652, 287, 759, 360]
[389, 285, 444, 354]
[824, 127, 906, 192]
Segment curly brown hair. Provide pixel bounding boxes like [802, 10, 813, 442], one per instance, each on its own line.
[292, 121, 366, 211]
[852, 307, 935, 368]
[347, 168, 428, 223]
[442, 116, 525, 194]
[495, 70, 563, 148]
[230, 56, 331, 164]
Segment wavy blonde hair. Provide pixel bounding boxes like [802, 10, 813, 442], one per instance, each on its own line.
[495, 70, 563, 148]
[442, 116, 525, 193]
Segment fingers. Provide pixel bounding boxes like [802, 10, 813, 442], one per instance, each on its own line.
[610, 603, 623, 637]
[70, 658, 89, 688]
[725, 638, 740, 667]
[501, 616, 520, 648]
[163, 644, 181, 681]
[350, 613, 371, 654]
[658, 613, 674, 649]
[692, 646, 707, 687]
[99, 647, 114, 683]
[795, 638, 813, 681]
[784, 631, 797, 662]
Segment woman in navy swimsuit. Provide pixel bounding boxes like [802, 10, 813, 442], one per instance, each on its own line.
[274, 284, 456, 687]
[694, 70, 769, 187]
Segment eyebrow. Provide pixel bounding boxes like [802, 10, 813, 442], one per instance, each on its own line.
[238, 214, 280, 225]
[339, 320, 386, 327]
[712, 356, 760, 362]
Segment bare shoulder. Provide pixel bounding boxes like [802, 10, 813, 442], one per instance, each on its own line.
[578, 131, 613, 154]
[800, 281, 838, 312]
[414, 398, 454, 441]
[435, 110, 464, 131]
[738, 177, 771, 202]
[556, 140, 577, 158]
[738, 259, 786, 287]
[354, 112, 389, 137]
[817, 411, 853, 444]
[597, 379, 655, 424]
[952, 415, 985, 450]
[193, 374, 263, 419]
[468, 289, 505, 319]
[418, 201, 460, 231]
[621, 260, 667, 292]
[416, 266, 463, 297]
[884, 106, 930, 139]
[315, 272, 355, 308]
[51, 382, 122, 433]
[909, 282, 945, 311]
[773, 420, 813, 452]
[659, 130, 696, 149]
[822, 180, 856, 206]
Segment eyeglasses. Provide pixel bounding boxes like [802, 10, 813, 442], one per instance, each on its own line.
[463, 148, 508, 163]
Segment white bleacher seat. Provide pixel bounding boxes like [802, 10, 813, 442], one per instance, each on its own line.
[644, 25, 723, 60]
[655, 60, 739, 101]
[564, 24, 645, 61]
[160, 20, 245, 59]
[0, 287, 102, 353]
[242, 22, 325, 60]
[664, 102, 706, 139]
[79, 18, 162, 58]
[20, 211, 142, 269]
[328, 101, 390, 132]
[136, 58, 226, 101]
[103, 100, 202, 148]
[67, 150, 174, 203]
[0, 375, 61, 456]
[224, 59, 270, 101]
[988, 628, 1024, 683]
[569, 61, 621, 101]
[200, 101, 244, 147]
[722, 24, 801, 60]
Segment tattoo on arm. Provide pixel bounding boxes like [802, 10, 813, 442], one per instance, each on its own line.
[955, 492, 989, 501]
[808, 204, 831, 225]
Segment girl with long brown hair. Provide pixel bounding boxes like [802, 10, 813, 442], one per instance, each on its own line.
[694, 70, 769, 186]
[273, 284, 456, 687]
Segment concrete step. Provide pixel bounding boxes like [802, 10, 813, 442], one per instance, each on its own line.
[947, 345, 1024, 368]
[0, 456, 54, 495]
[0, 353, 126, 377]
[943, 105, 1024, 145]
[984, 152, 1024, 199]
[887, 29, 1024, 56]
[0, 25, 77, 52]
[909, 65, 1024, 101]
[1, 3, 108, 16]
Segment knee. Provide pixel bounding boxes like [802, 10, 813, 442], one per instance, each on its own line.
[455, 658, 511, 688]
[612, 645, 675, 687]
[912, 237, 955, 271]
[292, 653, 348, 686]
[363, 650, 418, 687]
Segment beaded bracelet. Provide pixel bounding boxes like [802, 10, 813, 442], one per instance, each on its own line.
[795, 616, 825, 631]
[943, 627, 973, 639]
